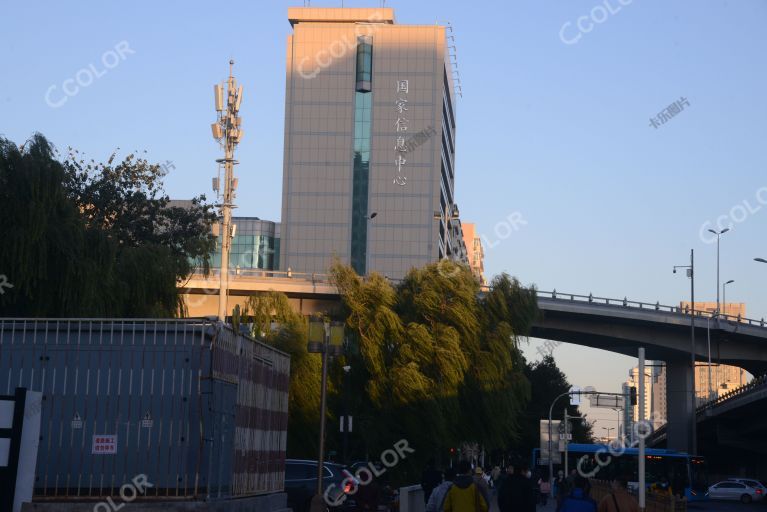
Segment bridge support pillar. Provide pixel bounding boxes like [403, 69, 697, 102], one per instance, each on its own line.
[665, 359, 694, 453]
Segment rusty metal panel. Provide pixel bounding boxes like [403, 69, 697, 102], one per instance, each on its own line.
[0, 319, 289, 501]
[211, 325, 290, 497]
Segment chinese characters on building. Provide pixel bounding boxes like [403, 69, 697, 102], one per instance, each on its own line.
[394, 79, 409, 186]
[649, 96, 690, 129]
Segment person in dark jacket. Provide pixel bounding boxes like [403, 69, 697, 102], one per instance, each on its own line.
[559, 476, 597, 512]
[498, 465, 535, 512]
[421, 458, 443, 504]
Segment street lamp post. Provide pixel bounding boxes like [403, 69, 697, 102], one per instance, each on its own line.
[307, 319, 345, 512]
[708, 228, 729, 314]
[722, 279, 734, 317]
[673, 248, 696, 455]
[548, 389, 625, 481]
[602, 426, 615, 441]
[342, 365, 352, 465]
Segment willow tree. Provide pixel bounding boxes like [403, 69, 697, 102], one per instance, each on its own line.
[0, 134, 215, 317]
[330, 260, 539, 471]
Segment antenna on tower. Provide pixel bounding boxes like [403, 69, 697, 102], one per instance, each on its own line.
[211, 59, 244, 322]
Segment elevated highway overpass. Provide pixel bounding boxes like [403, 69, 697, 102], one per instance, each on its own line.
[181, 270, 767, 451]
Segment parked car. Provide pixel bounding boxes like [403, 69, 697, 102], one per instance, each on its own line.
[285, 459, 357, 512]
[726, 477, 767, 495]
[707, 480, 764, 503]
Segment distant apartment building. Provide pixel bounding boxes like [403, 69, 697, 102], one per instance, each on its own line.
[279, 7, 466, 279]
[680, 301, 746, 318]
[623, 366, 653, 437]
[461, 222, 485, 285]
[678, 301, 751, 404]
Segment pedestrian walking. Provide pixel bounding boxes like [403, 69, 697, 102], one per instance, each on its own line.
[596, 476, 639, 512]
[498, 464, 535, 512]
[426, 467, 456, 512]
[473, 466, 492, 507]
[443, 460, 489, 512]
[559, 476, 597, 512]
[422, 458, 443, 505]
[555, 469, 569, 509]
[538, 475, 551, 506]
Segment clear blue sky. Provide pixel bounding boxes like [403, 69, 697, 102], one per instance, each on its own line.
[2, 0, 766, 431]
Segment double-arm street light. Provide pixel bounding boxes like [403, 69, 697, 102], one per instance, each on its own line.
[708, 228, 730, 314]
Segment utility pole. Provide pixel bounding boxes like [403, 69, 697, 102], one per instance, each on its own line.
[211, 60, 244, 321]
[674, 249, 697, 455]
[690, 249, 696, 455]
[639, 347, 646, 511]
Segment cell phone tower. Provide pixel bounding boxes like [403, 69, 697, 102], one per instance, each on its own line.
[211, 60, 243, 321]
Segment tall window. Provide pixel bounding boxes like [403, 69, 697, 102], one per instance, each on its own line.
[351, 36, 373, 275]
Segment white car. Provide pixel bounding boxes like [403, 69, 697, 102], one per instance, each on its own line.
[707, 480, 764, 503]
[727, 478, 767, 495]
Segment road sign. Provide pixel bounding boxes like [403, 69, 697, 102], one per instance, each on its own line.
[570, 386, 581, 405]
[540, 420, 561, 464]
[559, 433, 572, 440]
[589, 394, 624, 409]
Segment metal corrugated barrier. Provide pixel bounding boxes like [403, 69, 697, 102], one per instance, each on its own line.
[0, 318, 289, 501]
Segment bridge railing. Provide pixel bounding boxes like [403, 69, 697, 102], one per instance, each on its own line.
[185, 270, 767, 328]
[538, 290, 767, 328]
[696, 373, 767, 414]
[647, 373, 767, 444]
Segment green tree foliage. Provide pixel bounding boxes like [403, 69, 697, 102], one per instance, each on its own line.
[0, 134, 216, 316]
[330, 260, 539, 474]
[234, 264, 586, 481]
[514, 354, 595, 460]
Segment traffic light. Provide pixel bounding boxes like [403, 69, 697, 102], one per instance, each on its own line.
[629, 386, 637, 406]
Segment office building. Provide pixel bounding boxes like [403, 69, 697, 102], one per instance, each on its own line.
[461, 222, 485, 285]
[169, 202, 280, 272]
[212, 217, 280, 272]
[279, 7, 464, 279]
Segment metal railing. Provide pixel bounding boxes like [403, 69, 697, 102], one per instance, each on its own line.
[647, 374, 767, 444]
[186, 269, 767, 329]
[696, 373, 767, 414]
[537, 290, 767, 328]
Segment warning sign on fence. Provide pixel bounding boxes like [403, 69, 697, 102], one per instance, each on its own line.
[92, 435, 117, 454]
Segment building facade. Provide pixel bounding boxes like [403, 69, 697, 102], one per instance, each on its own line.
[679, 301, 750, 404]
[279, 7, 463, 279]
[461, 222, 485, 285]
[212, 217, 280, 272]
